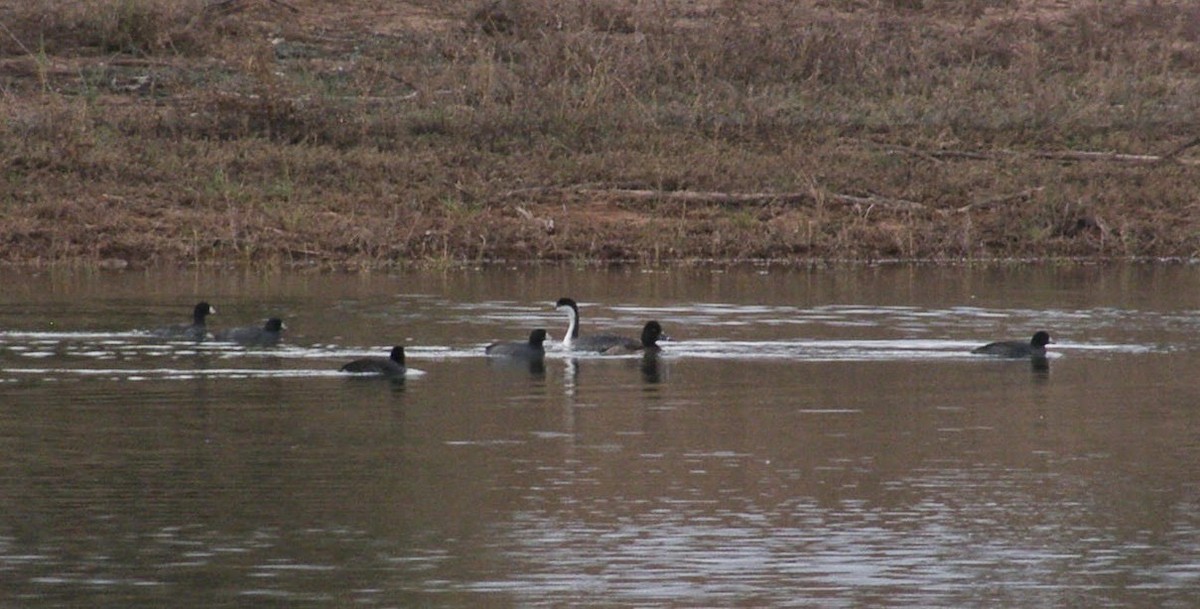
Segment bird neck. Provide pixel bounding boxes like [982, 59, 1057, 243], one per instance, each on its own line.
[562, 307, 579, 344]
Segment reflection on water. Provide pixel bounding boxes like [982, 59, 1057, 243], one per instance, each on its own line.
[2, 266, 1200, 607]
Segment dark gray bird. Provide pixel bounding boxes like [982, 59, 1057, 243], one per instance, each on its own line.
[340, 346, 406, 377]
[601, 321, 668, 355]
[972, 331, 1053, 358]
[215, 318, 286, 346]
[486, 329, 548, 359]
[150, 302, 215, 341]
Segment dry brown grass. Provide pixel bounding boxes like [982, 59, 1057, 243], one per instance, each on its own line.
[1, 0, 1200, 267]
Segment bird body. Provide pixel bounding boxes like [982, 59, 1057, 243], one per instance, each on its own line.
[215, 318, 285, 346]
[341, 346, 406, 377]
[601, 321, 668, 355]
[555, 297, 637, 352]
[486, 329, 548, 358]
[972, 331, 1053, 358]
[151, 302, 215, 341]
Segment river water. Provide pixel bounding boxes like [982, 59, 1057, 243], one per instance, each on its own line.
[1, 265, 1198, 608]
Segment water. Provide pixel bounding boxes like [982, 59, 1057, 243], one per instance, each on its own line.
[1, 265, 1200, 608]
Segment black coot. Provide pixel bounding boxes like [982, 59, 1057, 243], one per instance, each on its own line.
[340, 346, 406, 377]
[601, 321, 668, 355]
[151, 302, 216, 341]
[972, 331, 1053, 358]
[215, 318, 285, 346]
[486, 329, 548, 358]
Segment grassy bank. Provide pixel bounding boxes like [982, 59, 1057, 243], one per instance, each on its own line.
[2, 0, 1199, 267]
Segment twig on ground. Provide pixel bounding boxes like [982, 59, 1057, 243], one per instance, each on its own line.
[205, 0, 300, 16]
[1158, 136, 1200, 164]
[956, 188, 1044, 213]
[869, 142, 946, 164]
[1031, 150, 1163, 164]
[901, 147, 1199, 166]
[818, 192, 926, 211]
[501, 186, 926, 211]
[577, 188, 808, 205]
[267, 0, 301, 13]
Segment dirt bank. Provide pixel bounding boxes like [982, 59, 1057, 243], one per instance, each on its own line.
[2, 0, 1199, 268]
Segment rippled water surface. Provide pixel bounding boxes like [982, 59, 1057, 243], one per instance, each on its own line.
[2, 265, 1200, 607]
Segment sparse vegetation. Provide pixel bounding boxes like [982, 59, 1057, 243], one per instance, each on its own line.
[1, 0, 1199, 267]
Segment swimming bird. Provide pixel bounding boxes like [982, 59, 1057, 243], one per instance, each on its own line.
[215, 318, 286, 346]
[340, 346, 406, 377]
[972, 331, 1053, 358]
[601, 321, 668, 355]
[150, 302, 215, 341]
[555, 297, 639, 353]
[486, 329, 548, 359]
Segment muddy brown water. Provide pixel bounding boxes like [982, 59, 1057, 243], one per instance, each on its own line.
[1, 265, 1199, 607]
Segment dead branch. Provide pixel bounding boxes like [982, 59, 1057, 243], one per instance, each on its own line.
[501, 186, 925, 211]
[908, 147, 1199, 166]
[576, 188, 808, 205]
[497, 183, 632, 198]
[819, 193, 926, 211]
[913, 149, 997, 161]
[204, 0, 300, 17]
[869, 142, 946, 164]
[956, 187, 1044, 213]
[204, 0, 247, 16]
[267, 0, 301, 13]
[1031, 150, 1164, 164]
[1159, 136, 1200, 163]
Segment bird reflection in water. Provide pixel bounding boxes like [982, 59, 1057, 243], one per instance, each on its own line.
[1030, 356, 1050, 378]
[486, 354, 546, 377]
[640, 353, 662, 385]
